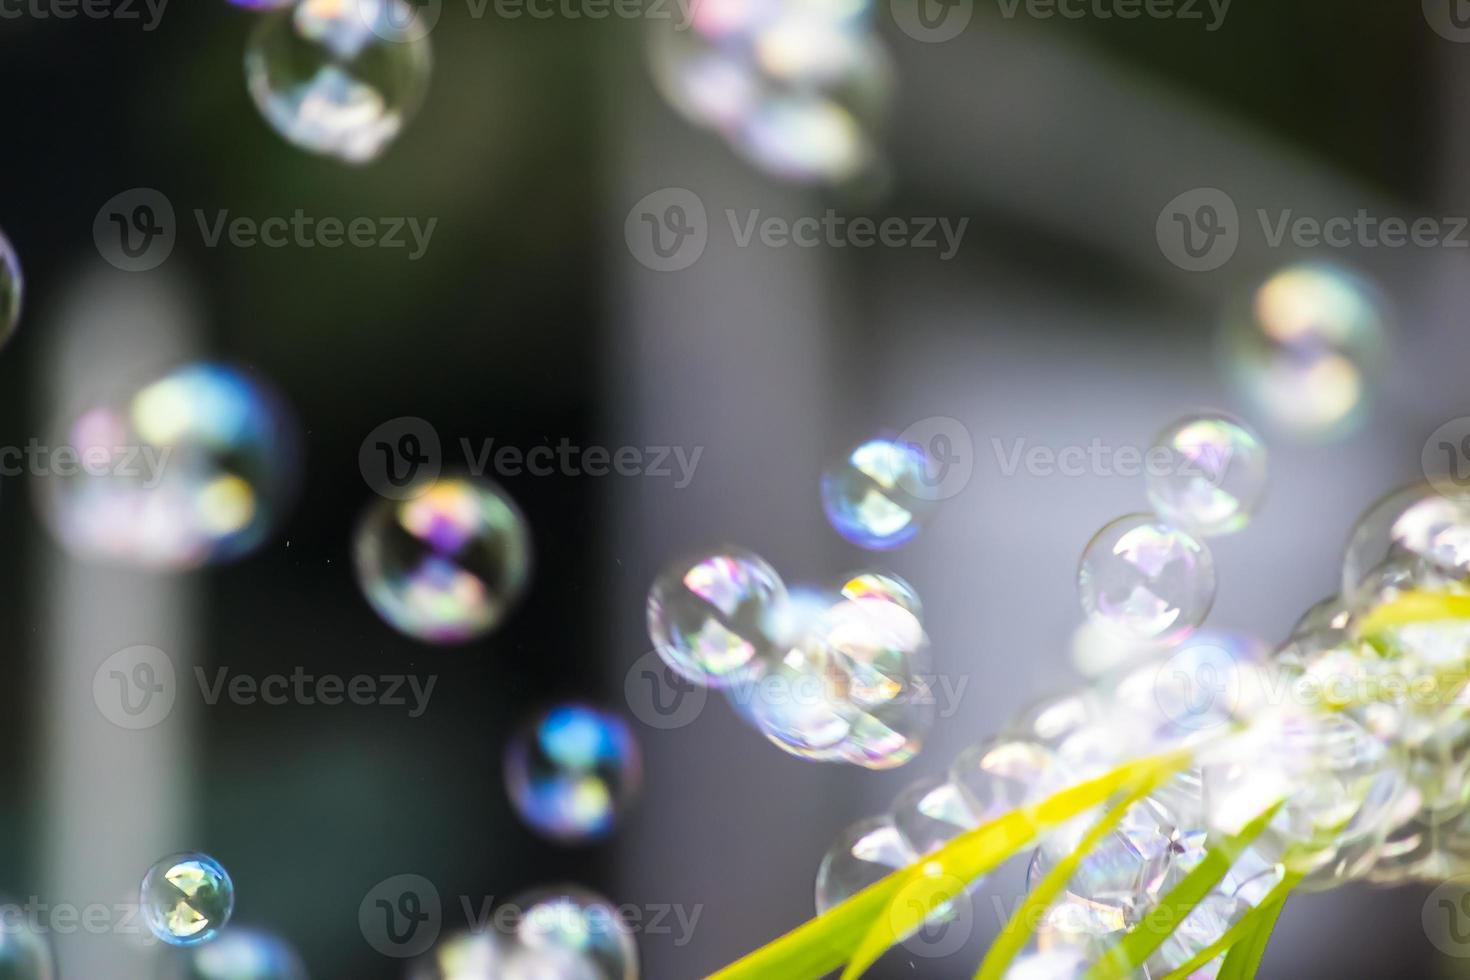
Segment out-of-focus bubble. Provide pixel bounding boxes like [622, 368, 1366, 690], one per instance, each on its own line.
[41, 362, 299, 571]
[504, 705, 643, 844]
[0, 228, 21, 350]
[407, 930, 501, 980]
[646, 0, 889, 185]
[815, 816, 916, 914]
[1003, 949, 1088, 980]
[1221, 262, 1389, 440]
[498, 946, 601, 980]
[353, 475, 531, 643]
[168, 927, 307, 980]
[822, 438, 933, 550]
[1077, 514, 1216, 645]
[0, 909, 53, 980]
[646, 548, 786, 686]
[507, 886, 638, 980]
[141, 853, 235, 948]
[245, 0, 432, 164]
[839, 571, 921, 617]
[1342, 483, 1470, 595]
[227, 0, 297, 9]
[1146, 414, 1267, 537]
[890, 776, 976, 855]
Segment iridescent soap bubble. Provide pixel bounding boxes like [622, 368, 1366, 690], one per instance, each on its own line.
[0, 228, 21, 350]
[1220, 262, 1390, 440]
[245, 0, 432, 164]
[646, 548, 785, 686]
[890, 777, 976, 855]
[167, 927, 307, 980]
[228, 0, 297, 9]
[506, 886, 638, 980]
[815, 816, 917, 914]
[0, 909, 54, 980]
[1342, 483, 1470, 595]
[353, 476, 531, 643]
[504, 704, 642, 843]
[838, 571, 921, 617]
[1145, 414, 1267, 537]
[40, 362, 299, 570]
[407, 930, 502, 980]
[821, 438, 934, 550]
[141, 853, 235, 948]
[1077, 515, 1216, 645]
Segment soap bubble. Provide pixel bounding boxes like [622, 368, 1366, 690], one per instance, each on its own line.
[40, 362, 299, 570]
[822, 438, 934, 550]
[815, 816, 916, 914]
[838, 571, 921, 617]
[227, 0, 297, 9]
[0, 910, 53, 980]
[0, 228, 21, 350]
[407, 930, 502, 979]
[506, 886, 638, 980]
[141, 853, 235, 948]
[245, 0, 433, 164]
[1078, 515, 1216, 645]
[646, 548, 786, 686]
[890, 777, 976, 855]
[504, 704, 642, 843]
[1342, 483, 1470, 595]
[1220, 262, 1389, 440]
[353, 475, 531, 644]
[1146, 414, 1267, 537]
[166, 927, 307, 979]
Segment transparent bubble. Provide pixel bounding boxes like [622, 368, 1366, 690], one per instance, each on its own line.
[821, 438, 934, 550]
[141, 853, 235, 948]
[646, 548, 785, 687]
[1077, 515, 1216, 645]
[1145, 414, 1267, 537]
[407, 930, 503, 980]
[0, 229, 21, 351]
[504, 704, 642, 843]
[353, 475, 531, 644]
[498, 946, 601, 980]
[168, 927, 307, 980]
[1342, 483, 1470, 595]
[506, 886, 638, 980]
[815, 816, 917, 914]
[739, 594, 932, 768]
[1220, 262, 1389, 440]
[40, 362, 299, 570]
[0, 910, 53, 980]
[838, 570, 921, 617]
[245, 0, 432, 164]
[950, 739, 1069, 821]
[890, 777, 977, 855]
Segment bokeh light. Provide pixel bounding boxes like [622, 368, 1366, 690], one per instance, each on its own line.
[165, 927, 307, 980]
[504, 704, 643, 843]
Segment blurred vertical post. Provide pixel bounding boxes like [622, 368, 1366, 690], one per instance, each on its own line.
[38, 268, 200, 977]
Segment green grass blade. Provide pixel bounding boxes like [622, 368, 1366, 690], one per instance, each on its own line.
[1156, 873, 1302, 980]
[1086, 799, 1286, 980]
[971, 764, 1180, 980]
[1216, 883, 1293, 980]
[1357, 590, 1470, 639]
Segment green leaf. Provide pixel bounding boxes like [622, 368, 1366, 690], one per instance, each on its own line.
[1215, 883, 1293, 980]
[1357, 590, 1470, 640]
[1085, 799, 1286, 980]
[972, 767, 1178, 980]
[1156, 873, 1302, 980]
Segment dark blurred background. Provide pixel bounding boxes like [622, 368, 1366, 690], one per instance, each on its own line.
[1, 2, 1468, 978]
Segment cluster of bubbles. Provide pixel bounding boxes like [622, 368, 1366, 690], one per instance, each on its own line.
[0, 226, 21, 350]
[646, 0, 892, 184]
[823, 478, 1470, 978]
[1220, 261, 1390, 441]
[647, 548, 934, 768]
[40, 362, 301, 571]
[353, 474, 532, 643]
[409, 886, 638, 980]
[504, 703, 644, 843]
[141, 853, 236, 949]
[238, 0, 433, 164]
[1078, 413, 1268, 647]
[821, 437, 936, 551]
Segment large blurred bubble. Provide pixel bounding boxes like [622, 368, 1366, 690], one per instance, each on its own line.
[39, 361, 300, 570]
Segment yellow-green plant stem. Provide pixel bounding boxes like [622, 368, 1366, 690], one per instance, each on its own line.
[1155, 872, 1303, 980]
